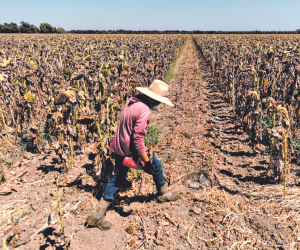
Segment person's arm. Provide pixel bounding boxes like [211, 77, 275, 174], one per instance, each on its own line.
[132, 108, 151, 156]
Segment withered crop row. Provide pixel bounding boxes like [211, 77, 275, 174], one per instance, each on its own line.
[193, 34, 300, 192]
[0, 34, 188, 173]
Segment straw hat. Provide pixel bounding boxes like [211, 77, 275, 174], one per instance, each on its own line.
[136, 80, 174, 107]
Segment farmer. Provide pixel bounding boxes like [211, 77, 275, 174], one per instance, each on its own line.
[86, 80, 180, 230]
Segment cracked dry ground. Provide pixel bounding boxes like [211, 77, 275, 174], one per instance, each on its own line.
[1, 38, 300, 250]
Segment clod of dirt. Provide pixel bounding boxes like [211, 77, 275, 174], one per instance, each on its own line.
[154, 238, 167, 246]
[128, 238, 136, 246]
[190, 205, 202, 215]
[126, 225, 134, 234]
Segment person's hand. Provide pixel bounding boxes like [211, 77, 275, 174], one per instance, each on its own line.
[144, 160, 155, 175]
[140, 148, 154, 174]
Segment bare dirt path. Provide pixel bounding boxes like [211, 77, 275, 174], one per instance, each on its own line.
[1, 38, 300, 250]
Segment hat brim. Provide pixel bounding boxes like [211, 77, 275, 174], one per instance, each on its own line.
[136, 87, 174, 107]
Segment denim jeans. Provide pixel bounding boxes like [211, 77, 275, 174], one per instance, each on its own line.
[102, 152, 166, 201]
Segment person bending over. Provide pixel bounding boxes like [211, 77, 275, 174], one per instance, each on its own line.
[86, 80, 180, 230]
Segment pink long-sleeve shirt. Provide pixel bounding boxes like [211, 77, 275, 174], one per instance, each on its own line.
[110, 97, 151, 156]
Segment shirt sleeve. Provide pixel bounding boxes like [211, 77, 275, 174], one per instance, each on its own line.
[132, 108, 151, 154]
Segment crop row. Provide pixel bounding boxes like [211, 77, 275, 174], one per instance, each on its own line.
[193, 34, 300, 188]
[0, 34, 188, 172]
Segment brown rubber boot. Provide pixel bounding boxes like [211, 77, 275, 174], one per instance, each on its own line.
[86, 198, 112, 230]
[157, 182, 180, 202]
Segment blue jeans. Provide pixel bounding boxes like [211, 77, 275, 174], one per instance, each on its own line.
[102, 152, 166, 201]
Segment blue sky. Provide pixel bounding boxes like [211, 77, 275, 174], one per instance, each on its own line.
[1, 0, 299, 31]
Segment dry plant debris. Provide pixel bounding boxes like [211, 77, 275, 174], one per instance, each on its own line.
[0, 35, 300, 249]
